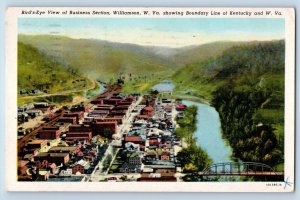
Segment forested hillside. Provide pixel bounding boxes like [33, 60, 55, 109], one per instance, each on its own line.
[173, 40, 285, 170]
[18, 42, 90, 94]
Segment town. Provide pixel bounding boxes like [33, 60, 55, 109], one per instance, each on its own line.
[17, 84, 188, 182]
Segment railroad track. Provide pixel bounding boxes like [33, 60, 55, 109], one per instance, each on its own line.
[17, 111, 64, 152]
[17, 84, 122, 152]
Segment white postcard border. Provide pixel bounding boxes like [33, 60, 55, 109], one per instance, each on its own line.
[5, 7, 295, 192]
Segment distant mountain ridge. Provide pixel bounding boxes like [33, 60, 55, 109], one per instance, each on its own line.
[18, 34, 248, 81]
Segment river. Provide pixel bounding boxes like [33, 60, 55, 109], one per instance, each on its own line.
[182, 100, 233, 163]
[84, 81, 105, 99]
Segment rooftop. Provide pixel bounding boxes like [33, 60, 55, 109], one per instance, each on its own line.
[27, 140, 47, 145]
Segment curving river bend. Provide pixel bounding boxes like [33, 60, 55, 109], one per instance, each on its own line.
[183, 100, 234, 163]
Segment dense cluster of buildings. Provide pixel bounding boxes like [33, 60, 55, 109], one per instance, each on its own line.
[17, 92, 139, 181]
[17, 102, 54, 126]
[17, 88, 187, 182]
[109, 96, 186, 182]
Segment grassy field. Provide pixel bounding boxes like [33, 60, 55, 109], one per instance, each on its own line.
[18, 94, 74, 106]
[18, 42, 89, 94]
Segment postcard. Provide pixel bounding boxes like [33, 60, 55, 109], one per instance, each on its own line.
[5, 7, 295, 192]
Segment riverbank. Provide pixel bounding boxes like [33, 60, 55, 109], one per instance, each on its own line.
[183, 100, 234, 164]
[175, 105, 212, 173]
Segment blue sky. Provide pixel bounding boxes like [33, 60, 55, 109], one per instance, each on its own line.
[18, 18, 285, 47]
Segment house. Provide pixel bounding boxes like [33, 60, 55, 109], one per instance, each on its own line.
[164, 105, 173, 113]
[144, 152, 157, 163]
[125, 142, 140, 152]
[160, 152, 170, 161]
[176, 103, 186, 111]
[72, 163, 84, 175]
[72, 160, 91, 174]
[159, 141, 172, 149]
[149, 138, 160, 148]
[141, 106, 154, 117]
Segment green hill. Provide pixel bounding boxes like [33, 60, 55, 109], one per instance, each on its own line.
[173, 40, 284, 100]
[173, 40, 285, 170]
[18, 35, 176, 82]
[18, 42, 90, 95]
[168, 41, 245, 66]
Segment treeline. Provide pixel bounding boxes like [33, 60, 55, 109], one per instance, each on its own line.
[212, 87, 282, 167]
[210, 41, 285, 168]
[175, 106, 212, 172]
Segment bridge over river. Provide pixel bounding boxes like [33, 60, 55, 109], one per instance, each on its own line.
[198, 162, 284, 177]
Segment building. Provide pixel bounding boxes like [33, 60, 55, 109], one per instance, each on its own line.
[141, 106, 154, 117]
[33, 102, 52, 113]
[164, 105, 173, 113]
[72, 163, 84, 175]
[34, 153, 70, 165]
[91, 121, 117, 138]
[38, 126, 61, 140]
[58, 117, 77, 124]
[96, 117, 123, 125]
[127, 153, 142, 165]
[48, 146, 79, 155]
[65, 131, 92, 142]
[63, 112, 84, 123]
[25, 109, 42, 118]
[27, 140, 47, 150]
[69, 125, 91, 132]
[124, 136, 145, 145]
[66, 125, 92, 142]
[154, 110, 165, 120]
[119, 163, 141, 173]
[160, 152, 170, 161]
[94, 105, 114, 111]
[70, 104, 89, 112]
[103, 98, 122, 105]
[176, 103, 187, 111]
[72, 160, 91, 174]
